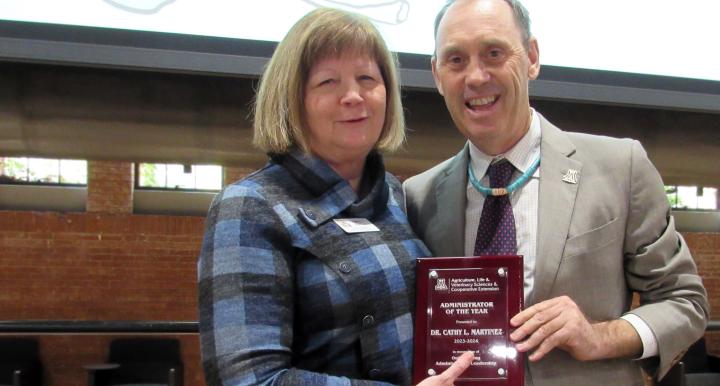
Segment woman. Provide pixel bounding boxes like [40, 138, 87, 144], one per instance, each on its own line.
[198, 8, 471, 385]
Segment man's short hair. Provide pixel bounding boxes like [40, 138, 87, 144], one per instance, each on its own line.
[253, 8, 405, 154]
[433, 0, 532, 54]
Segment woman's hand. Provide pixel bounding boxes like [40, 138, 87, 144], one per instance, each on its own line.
[416, 351, 474, 385]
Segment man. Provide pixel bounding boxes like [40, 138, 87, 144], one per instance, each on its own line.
[403, 0, 709, 385]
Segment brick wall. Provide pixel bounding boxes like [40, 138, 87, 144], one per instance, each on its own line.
[0, 160, 718, 386]
[685, 233, 720, 356]
[86, 161, 134, 213]
[0, 211, 202, 320]
[223, 166, 255, 186]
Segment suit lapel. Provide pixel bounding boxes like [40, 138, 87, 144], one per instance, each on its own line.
[530, 116, 582, 306]
[431, 144, 469, 257]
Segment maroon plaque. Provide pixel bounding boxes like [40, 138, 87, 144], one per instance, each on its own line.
[413, 256, 523, 385]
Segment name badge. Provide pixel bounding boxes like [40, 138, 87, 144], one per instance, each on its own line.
[333, 218, 380, 234]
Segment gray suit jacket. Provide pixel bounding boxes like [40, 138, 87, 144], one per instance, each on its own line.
[403, 114, 709, 386]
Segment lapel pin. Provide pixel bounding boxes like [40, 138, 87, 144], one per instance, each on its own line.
[561, 169, 579, 184]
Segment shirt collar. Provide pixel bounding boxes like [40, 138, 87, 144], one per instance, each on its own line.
[468, 109, 542, 179]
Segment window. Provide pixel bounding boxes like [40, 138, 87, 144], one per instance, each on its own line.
[136, 163, 222, 191]
[0, 157, 87, 185]
[666, 185, 718, 210]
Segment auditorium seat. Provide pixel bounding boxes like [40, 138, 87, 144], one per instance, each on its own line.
[0, 337, 42, 386]
[85, 338, 183, 386]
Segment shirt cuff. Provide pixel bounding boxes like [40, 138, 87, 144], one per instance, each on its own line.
[621, 313, 658, 359]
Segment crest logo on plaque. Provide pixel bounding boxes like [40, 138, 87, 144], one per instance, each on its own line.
[434, 278, 448, 291]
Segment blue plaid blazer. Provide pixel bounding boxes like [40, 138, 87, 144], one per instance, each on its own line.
[198, 150, 430, 385]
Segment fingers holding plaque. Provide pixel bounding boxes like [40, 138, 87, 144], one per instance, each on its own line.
[413, 256, 524, 386]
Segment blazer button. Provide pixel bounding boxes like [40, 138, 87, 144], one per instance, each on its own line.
[362, 315, 375, 328]
[368, 368, 381, 379]
[339, 262, 352, 274]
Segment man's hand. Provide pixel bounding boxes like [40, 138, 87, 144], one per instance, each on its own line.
[417, 351, 474, 386]
[509, 295, 642, 362]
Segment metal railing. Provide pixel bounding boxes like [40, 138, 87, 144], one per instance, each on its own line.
[0, 320, 197, 333]
[0, 319, 718, 333]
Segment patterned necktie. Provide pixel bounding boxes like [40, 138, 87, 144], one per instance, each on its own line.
[473, 159, 517, 255]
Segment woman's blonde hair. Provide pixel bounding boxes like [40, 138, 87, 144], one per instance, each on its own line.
[253, 8, 405, 154]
